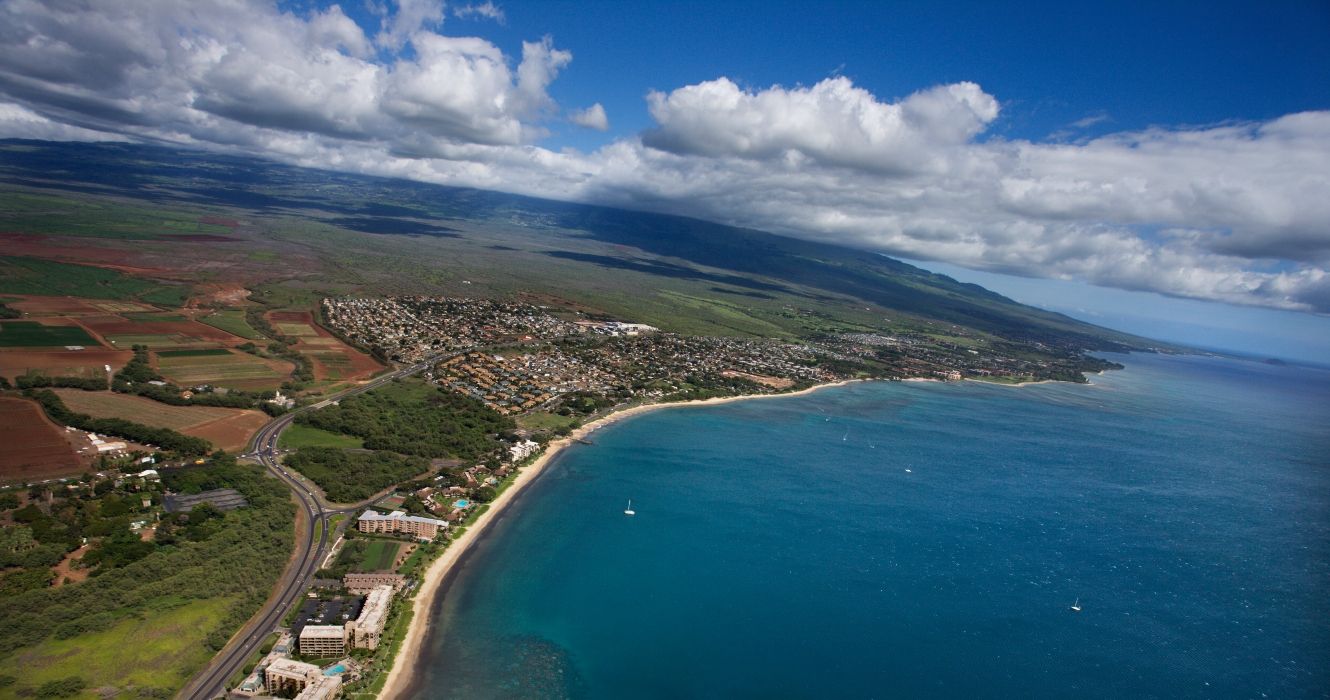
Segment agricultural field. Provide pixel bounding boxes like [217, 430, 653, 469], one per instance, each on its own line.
[359, 540, 402, 572]
[0, 397, 85, 482]
[52, 390, 268, 452]
[0, 256, 190, 306]
[5, 296, 159, 317]
[0, 348, 132, 382]
[198, 309, 266, 340]
[0, 321, 98, 347]
[266, 310, 383, 382]
[155, 348, 292, 391]
[277, 423, 364, 450]
[80, 314, 243, 349]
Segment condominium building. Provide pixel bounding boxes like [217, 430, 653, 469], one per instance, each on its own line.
[265, 659, 342, 699]
[298, 625, 347, 657]
[346, 585, 393, 650]
[356, 510, 447, 540]
[344, 572, 405, 595]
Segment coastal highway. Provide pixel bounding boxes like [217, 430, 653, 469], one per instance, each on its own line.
[178, 359, 438, 700]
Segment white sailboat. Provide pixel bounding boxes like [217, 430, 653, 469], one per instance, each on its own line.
[1070, 597, 1082, 612]
[624, 499, 635, 516]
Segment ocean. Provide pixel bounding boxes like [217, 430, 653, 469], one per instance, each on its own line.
[410, 353, 1330, 699]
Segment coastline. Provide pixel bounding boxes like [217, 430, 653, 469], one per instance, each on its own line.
[376, 378, 865, 699]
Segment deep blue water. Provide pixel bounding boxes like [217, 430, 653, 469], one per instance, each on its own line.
[413, 354, 1330, 699]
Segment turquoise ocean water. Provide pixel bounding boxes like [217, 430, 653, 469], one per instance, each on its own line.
[411, 353, 1329, 698]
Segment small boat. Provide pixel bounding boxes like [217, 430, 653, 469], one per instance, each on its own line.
[624, 499, 635, 516]
[1070, 597, 1082, 612]
[842, 429, 849, 442]
[904, 468, 912, 473]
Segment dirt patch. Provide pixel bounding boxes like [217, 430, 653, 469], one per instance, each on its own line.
[186, 283, 251, 308]
[52, 544, 92, 587]
[721, 369, 795, 389]
[0, 397, 86, 482]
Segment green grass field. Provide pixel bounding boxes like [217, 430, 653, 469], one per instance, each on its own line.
[277, 423, 365, 449]
[157, 348, 232, 357]
[0, 321, 98, 347]
[516, 410, 581, 432]
[0, 191, 234, 241]
[198, 309, 266, 340]
[0, 596, 234, 699]
[0, 256, 189, 305]
[359, 540, 401, 572]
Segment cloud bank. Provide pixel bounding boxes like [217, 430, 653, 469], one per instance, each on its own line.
[1, 0, 1327, 314]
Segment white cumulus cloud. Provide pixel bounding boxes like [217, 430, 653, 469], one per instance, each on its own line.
[569, 103, 609, 131]
[0, 0, 1327, 315]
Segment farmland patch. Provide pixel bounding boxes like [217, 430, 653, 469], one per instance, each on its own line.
[0, 321, 99, 347]
[155, 349, 292, 391]
[0, 397, 85, 481]
[0, 348, 132, 381]
[51, 390, 268, 452]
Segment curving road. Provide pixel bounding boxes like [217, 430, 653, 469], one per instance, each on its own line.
[178, 359, 438, 700]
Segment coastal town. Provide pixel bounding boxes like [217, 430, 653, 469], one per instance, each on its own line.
[1, 290, 1125, 700]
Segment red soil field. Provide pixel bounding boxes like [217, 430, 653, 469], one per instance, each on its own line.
[187, 411, 269, 453]
[77, 315, 243, 342]
[265, 310, 384, 382]
[0, 233, 176, 276]
[0, 397, 85, 482]
[0, 348, 133, 380]
[6, 296, 131, 315]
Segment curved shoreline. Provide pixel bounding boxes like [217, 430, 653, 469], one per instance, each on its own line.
[377, 378, 865, 698]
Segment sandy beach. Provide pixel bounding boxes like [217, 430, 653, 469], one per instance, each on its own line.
[377, 378, 864, 698]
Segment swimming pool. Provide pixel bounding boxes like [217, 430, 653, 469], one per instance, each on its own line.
[323, 664, 346, 676]
[454, 499, 470, 508]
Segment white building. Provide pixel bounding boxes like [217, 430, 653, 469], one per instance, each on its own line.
[347, 585, 393, 650]
[356, 510, 446, 540]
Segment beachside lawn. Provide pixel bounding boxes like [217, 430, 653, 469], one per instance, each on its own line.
[359, 540, 401, 572]
[0, 321, 98, 347]
[278, 423, 365, 450]
[516, 410, 581, 432]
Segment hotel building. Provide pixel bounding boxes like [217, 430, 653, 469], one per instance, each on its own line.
[356, 510, 447, 540]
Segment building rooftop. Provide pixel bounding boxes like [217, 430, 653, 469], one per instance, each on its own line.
[357, 509, 446, 527]
[163, 488, 248, 513]
[299, 625, 346, 640]
[267, 657, 321, 677]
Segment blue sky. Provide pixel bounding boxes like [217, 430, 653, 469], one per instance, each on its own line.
[474, 0, 1330, 148]
[1, 0, 1328, 359]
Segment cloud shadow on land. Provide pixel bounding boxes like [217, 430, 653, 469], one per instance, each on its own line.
[541, 251, 798, 295]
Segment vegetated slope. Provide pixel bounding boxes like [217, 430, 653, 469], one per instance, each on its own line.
[0, 139, 1153, 352]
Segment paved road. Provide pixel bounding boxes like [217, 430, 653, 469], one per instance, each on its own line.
[178, 360, 436, 700]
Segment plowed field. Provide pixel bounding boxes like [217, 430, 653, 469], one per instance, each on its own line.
[0, 397, 84, 481]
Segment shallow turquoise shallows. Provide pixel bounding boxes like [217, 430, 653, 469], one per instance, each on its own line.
[411, 353, 1330, 699]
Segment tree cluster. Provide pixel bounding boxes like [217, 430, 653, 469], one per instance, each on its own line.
[283, 448, 428, 502]
[296, 379, 512, 460]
